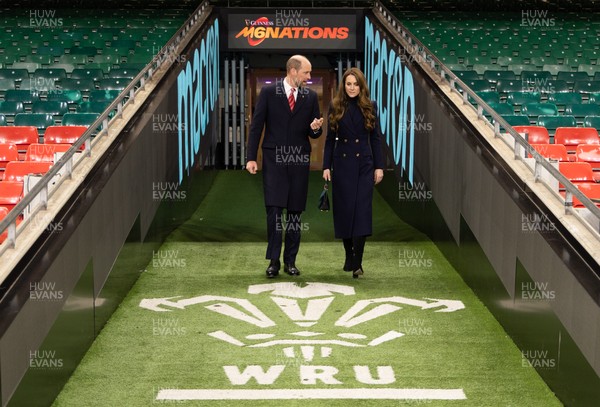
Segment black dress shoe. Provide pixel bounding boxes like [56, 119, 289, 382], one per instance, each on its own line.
[266, 260, 280, 278]
[284, 263, 301, 276]
[343, 257, 353, 272]
[352, 267, 364, 279]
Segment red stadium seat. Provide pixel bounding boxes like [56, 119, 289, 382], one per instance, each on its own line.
[0, 126, 39, 159]
[0, 181, 24, 212]
[530, 143, 573, 162]
[0, 143, 20, 172]
[512, 125, 550, 144]
[0, 206, 9, 244]
[3, 161, 52, 182]
[573, 183, 600, 208]
[575, 144, 600, 169]
[25, 143, 71, 162]
[575, 145, 600, 182]
[0, 206, 10, 244]
[554, 127, 600, 153]
[559, 162, 597, 188]
[44, 125, 87, 144]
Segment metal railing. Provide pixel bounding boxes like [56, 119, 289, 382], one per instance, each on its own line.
[373, 1, 600, 236]
[0, 0, 213, 255]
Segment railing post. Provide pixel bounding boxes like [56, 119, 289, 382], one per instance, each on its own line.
[40, 184, 48, 210]
[7, 222, 16, 248]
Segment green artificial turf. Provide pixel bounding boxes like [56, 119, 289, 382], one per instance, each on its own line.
[52, 171, 561, 406]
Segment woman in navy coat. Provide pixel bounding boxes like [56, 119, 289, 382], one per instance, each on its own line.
[322, 67, 384, 278]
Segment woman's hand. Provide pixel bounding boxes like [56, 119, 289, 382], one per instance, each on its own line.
[374, 169, 384, 184]
[323, 169, 331, 182]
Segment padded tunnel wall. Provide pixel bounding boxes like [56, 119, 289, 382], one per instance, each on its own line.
[0, 14, 220, 407]
[365, 12, 600, 407]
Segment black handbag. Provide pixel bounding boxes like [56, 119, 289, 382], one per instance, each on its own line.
[318, 183, 330, 211]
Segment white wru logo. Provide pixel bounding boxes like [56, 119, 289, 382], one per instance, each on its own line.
[140, 283, 467, 401]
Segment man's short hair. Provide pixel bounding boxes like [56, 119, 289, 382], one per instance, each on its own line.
[286, 55, 305, 73]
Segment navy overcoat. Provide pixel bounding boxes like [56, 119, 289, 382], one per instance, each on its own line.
[322, 99, 384, 238]
[247, 82, 322, 212]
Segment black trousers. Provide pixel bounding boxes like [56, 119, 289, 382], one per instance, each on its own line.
[265, 206, 302, 264]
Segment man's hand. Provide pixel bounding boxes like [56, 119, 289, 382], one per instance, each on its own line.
[323, 169, 331, 182]
[311, 117, 324, 131]
[374, 169, 384, 184]
[246, 161, 258, 174]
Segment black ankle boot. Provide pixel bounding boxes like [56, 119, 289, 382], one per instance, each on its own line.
[351, 236, 366, 278]
[343, 238, 353, 271]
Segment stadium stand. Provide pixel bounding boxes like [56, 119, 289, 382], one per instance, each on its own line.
[404, 10, 600, 163]
[0, 2, 189, 226]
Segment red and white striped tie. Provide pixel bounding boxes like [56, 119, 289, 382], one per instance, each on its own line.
[288, 87, 295, 111]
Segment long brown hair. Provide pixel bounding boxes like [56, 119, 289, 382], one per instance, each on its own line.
[328, 67, 375, 133]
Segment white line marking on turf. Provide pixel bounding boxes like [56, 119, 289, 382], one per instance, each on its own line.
[156, 388, 467, 400]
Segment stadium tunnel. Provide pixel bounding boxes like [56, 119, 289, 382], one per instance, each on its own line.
[0, 0, 599, 405]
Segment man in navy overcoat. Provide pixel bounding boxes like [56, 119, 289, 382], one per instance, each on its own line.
[246, 55, 323, 278]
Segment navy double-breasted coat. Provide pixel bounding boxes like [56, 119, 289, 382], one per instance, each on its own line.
[247, 82, 322, 212]
[322, 99, 385, 238]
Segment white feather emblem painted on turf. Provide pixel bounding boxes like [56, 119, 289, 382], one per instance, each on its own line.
[139, 282, 465, 362]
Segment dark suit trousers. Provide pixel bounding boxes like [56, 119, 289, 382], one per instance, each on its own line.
[265, 206, 302, 264]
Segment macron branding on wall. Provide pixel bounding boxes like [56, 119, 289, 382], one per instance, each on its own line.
[140, 282, 467, 401]
[177, 19, 220, 184]
[228, 9, 358, 50]
[364, 17, 416, 184]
